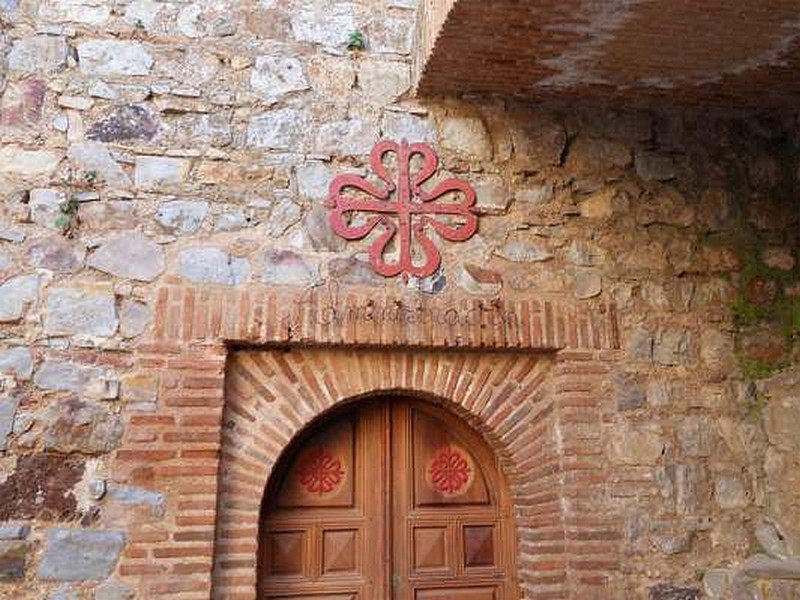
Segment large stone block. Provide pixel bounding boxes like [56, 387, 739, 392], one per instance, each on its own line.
[78, 40, 153, 76]
[156, 200, 209, 234]
[315, 118, 377, 156]
[0, 540, 26, 581]
[247, 108, 309, 150]
[87, 105, 159, 143]
[359, 60, 410, 104]
[381, 111, 437, 144]
[34, 360, 119, 400]
[608, 424, 665, 465]
[68, 142, 132, 189]
[0, 348, 32, 381]
[0, 395, 20, 451]
[262, 249, 319, 287]
[290, 1, 356, 46]
[8, 35, 67, 73]
[178, 247, 250, 285]
[42, 398, 124, 454]
[38, 529, 125, 581]
[44, 288, 118, 337]
[87, 232, 165, 282]
[25, 237, 86, 274]
[251, 55, 309, 100]
[440, 116, 492, 162]
[134, 155, 190, 188]
[509, 113, 566, 170]
[0, 146, 62, 179]
[39, 0, 110, 25]
[0, 274, 40, 322]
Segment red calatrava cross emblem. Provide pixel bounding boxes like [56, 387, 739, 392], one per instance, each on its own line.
[298, 447, 344, 495]
[429, 445, 472, 495]
[326, 139, 479, 280]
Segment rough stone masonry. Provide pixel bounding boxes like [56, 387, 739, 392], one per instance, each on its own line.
[0, 0, 799, 599]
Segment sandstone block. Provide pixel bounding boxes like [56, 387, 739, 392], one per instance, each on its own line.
[740, 554, 800, 580]
[78, 40, 153, 76]
[290, 1, 356, 46]
[297, 162, 334, 201]
[266, 196, 302, 238]
[178, 247, 250, 285]
[43, 398, 124, 453]
[0, 540, 26, 582]
[8, 35, 67, 73]
[0, 146, 62, 179]
[635, 149, 677, 181]
[251, 55, 309, 100]
[87, 231, 165, 282]
[648, 583, 700, 600]
[509, 113, 566, 171]
[134, 155, 190, 188]
[566, 137, 632, 173]
[0, 525, 30, 541]
[714, 475, 748, 509]
[247, 108, 309, 150]
[369, 15, 414, 54]
[87, 105, 159, 143]
[30, 188, 65, 229]
[0, 274, 40, 322]
[68, 142, 132, 189]
[262, 249, 319, 286]
[381, 111, 437, 144]
[25, 237, 86, 274]
[0, 395, 20, 451]
[608, 424, 664, 465]
[359, 60, 410, 103]
[497, 240, 553, 263]
[315, 118, 377, 156]
[328, 256, 383, 287]
[440, 116, 492, 162]
[44, 288, 118, 337]
[156, 199, 209, 234]
[215, 210, 251, 232]
[39, 0, 110, 25]
[38, 529, 125, 581]
[0, 348, 32, 381]
[34, 360, 119, 400]
[574, 269, 602, 299]
[473, 174, 509, 215]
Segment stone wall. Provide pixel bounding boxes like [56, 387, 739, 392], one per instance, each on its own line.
[0, 0, 799, 598]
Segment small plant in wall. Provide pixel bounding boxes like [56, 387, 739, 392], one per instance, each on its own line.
[54, 169, 101, 237]
[347, 29, 365, 52]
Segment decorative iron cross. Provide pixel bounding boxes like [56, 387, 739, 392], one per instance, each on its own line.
[326, 139, 479, 280]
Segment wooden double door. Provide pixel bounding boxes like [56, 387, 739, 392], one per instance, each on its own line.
[259, 398, 517, 600]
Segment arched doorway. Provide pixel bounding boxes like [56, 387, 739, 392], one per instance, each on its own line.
[258, 396, 518, 599]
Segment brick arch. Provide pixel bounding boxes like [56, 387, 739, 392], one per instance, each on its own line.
[211, 347, 570, 599]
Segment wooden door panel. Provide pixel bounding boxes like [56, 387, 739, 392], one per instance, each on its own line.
[264, 529, 308, 577]
[395, 403, 516, 600]
[262, 405, 387, 599]
[322, 529, 359, 575]
[462, 525, 496, 569]
[415, 587, 497, 600]
[412, 409, 489, 507]
[269, 595, 357, 600]
[277, 418, 355, 509]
